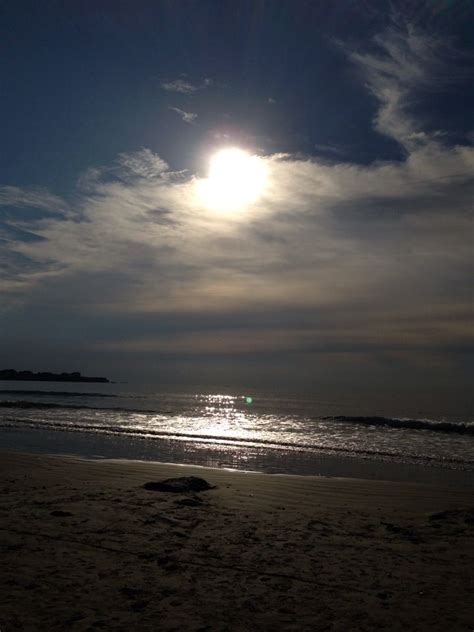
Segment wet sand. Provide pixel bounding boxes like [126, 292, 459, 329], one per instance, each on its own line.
[1, 452, 473, 631]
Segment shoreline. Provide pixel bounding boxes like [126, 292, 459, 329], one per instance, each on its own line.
[2, 426, 474, 488]
[1, 451, 474, 630]
[3, 449, 474, 504]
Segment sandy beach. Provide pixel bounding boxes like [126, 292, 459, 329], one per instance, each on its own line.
[1, 452, 473, 631]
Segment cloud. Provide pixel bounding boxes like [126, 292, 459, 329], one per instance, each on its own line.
[3, 139, 472, 354]
[161, 77, 212, 94]
[348, 25, 461, 148]
[76, 149, 170, 192]
[313, 143, 347, 157]
[0, 25, 472, 380]
[169, 106, 198, 125]
[0, 186, 67, 214]
[116, 148, 169, 179]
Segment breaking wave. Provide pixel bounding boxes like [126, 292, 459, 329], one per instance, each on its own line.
[321, 415, 474, 436]
[1, 401, 472, 436]
[2, 415, 472, 466]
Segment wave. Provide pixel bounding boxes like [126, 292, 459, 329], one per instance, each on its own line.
[0, 400, 158, 413]
[0, 390, 116, 398]
[1, 401, 473, 436]
[321, 415, 474, 436]
[1, 416, 473, 468]
[0, 401, 102, 411]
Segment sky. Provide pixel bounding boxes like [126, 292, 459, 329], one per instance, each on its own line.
[1, 1, 473, 403]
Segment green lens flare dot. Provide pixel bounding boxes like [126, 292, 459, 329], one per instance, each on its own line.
[245, 396, 253, 404]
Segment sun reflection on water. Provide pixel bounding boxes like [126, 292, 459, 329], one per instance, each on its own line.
[185, 393, 260, 441]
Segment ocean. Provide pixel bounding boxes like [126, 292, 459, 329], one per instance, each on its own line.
[1, 381, 473, 486]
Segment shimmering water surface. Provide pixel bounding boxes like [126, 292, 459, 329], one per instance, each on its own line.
[1, 382, 473, 481]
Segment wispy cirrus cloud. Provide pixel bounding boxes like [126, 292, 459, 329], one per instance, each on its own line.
[0, 185, 68, 214]
[161, 77, 212, 94]
[169, 106, 198, 125]
[313, 143, 348, 157]
[348, 24, 469, 149]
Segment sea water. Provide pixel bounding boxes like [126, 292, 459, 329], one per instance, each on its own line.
[0, 381, 473, 485]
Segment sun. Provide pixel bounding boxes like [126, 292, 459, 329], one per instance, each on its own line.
[197, 147, 267, 211]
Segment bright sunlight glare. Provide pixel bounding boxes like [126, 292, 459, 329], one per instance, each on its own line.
[197, 148, 267, 211]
